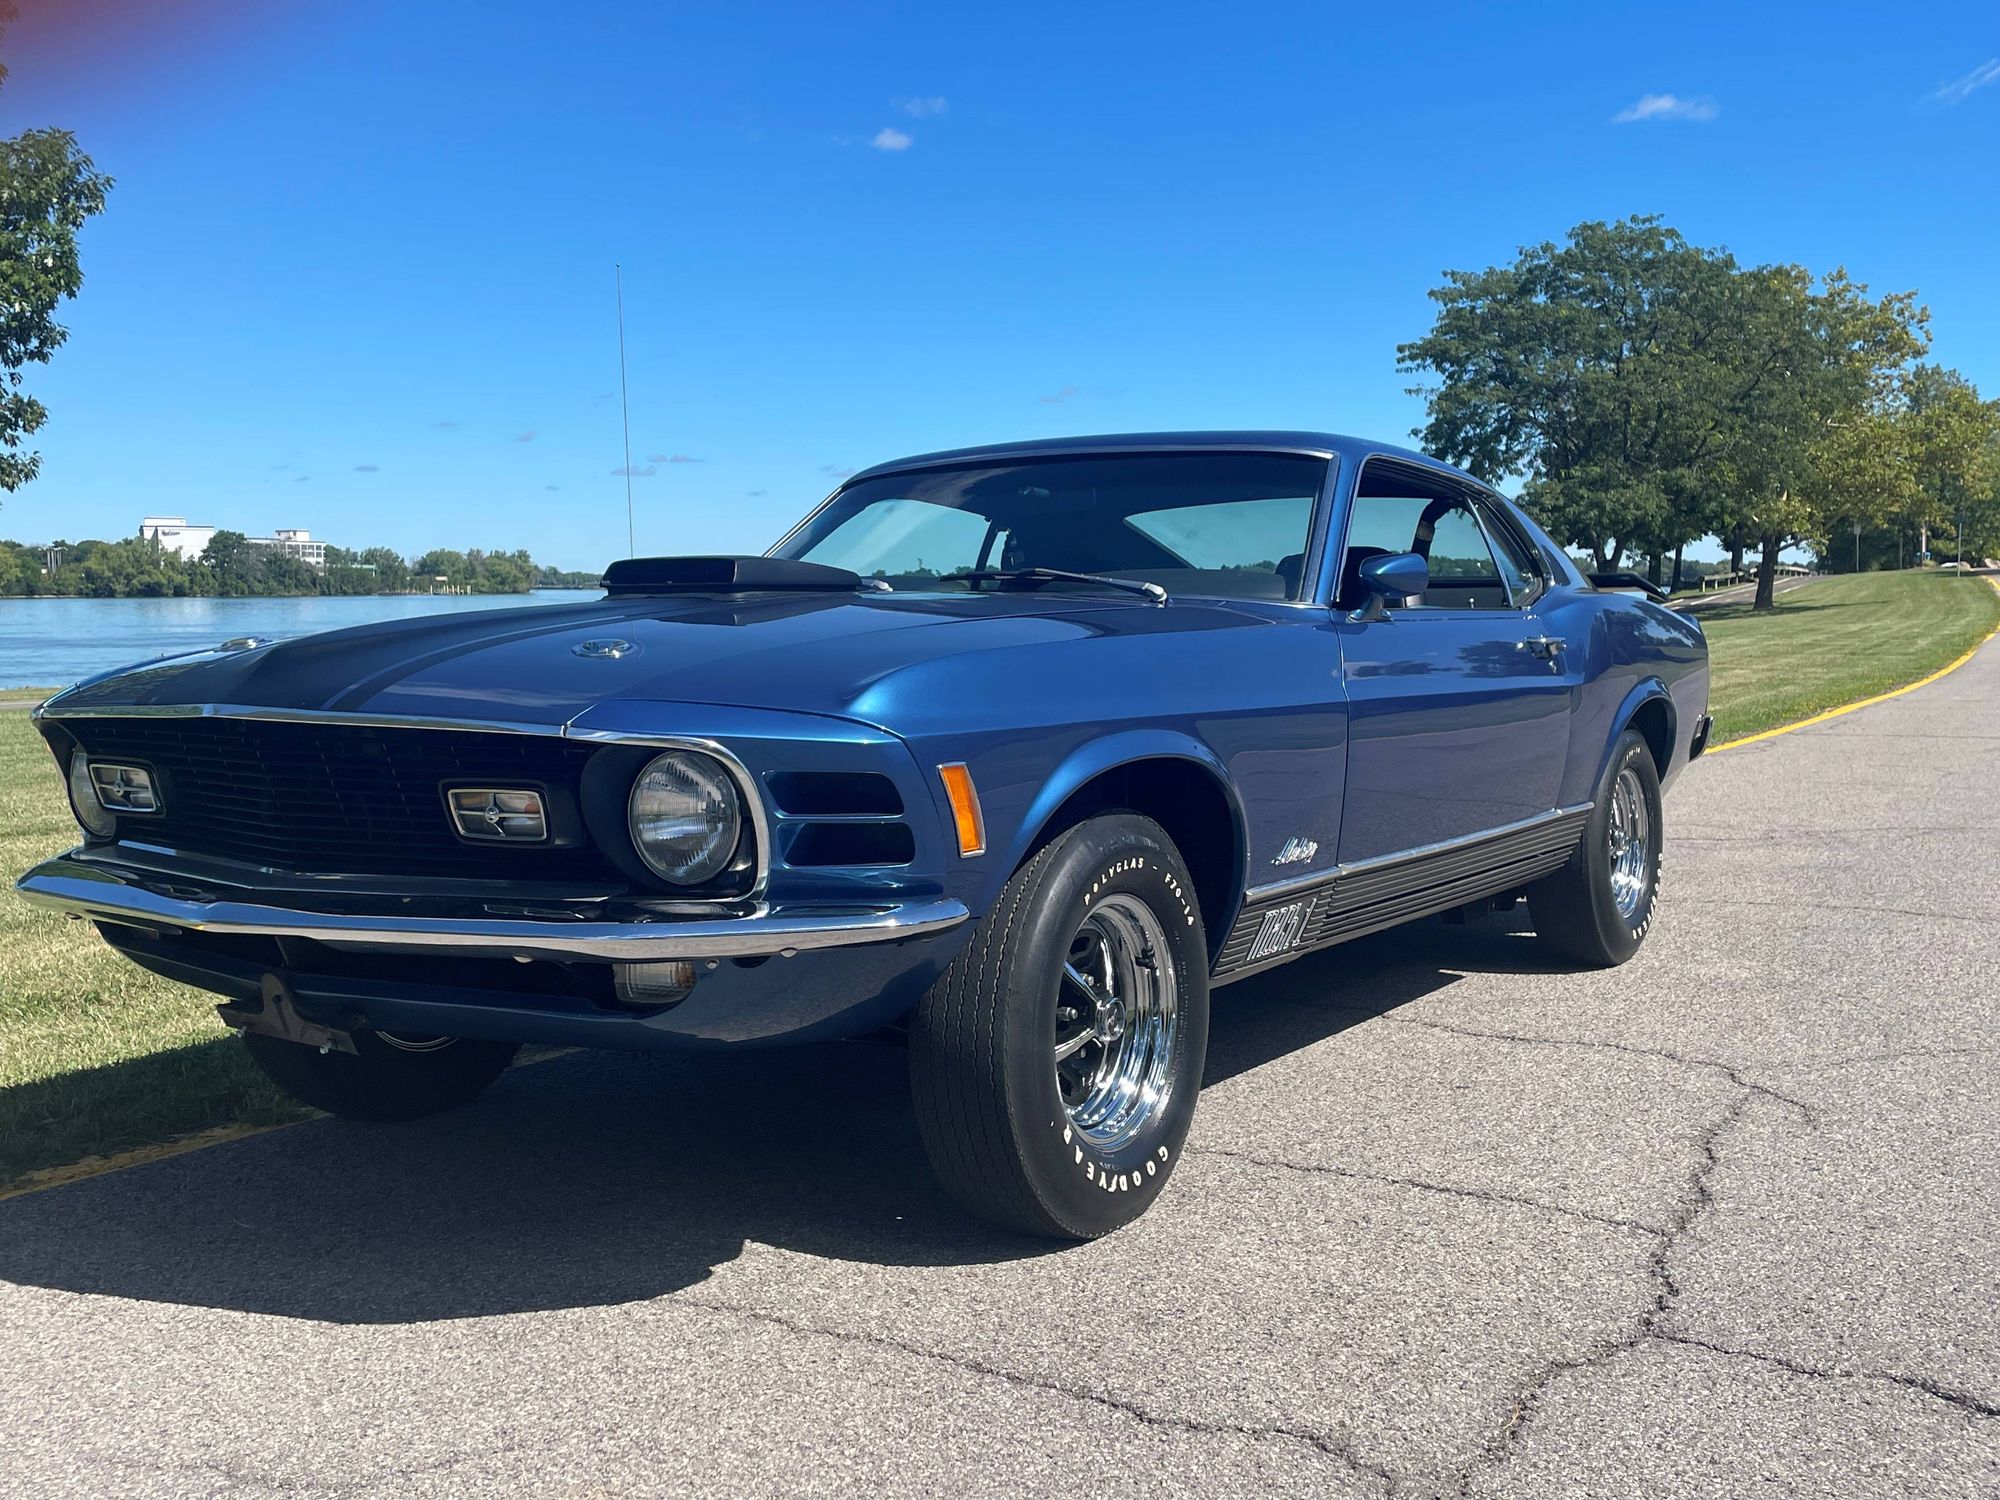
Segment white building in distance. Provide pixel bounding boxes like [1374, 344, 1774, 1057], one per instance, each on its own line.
[139, 518, 328, 570]
[139, 516, 218, 560]
[249, 528, 327, 569]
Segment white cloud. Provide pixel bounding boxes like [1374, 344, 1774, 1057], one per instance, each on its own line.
[1928, 58, 2000, 106]
[613, 465, 657, 478]
[870, 127, 913, 151]
[895, 95, 948, 117]
[1038, 385, 1083, 405]
[1612, 93, 1719, 124]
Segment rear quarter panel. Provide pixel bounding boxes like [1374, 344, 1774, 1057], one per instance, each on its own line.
[1542, 590, 1709, 803]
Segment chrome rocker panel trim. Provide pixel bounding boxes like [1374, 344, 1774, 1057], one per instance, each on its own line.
[1213, 803, 1595, 984]
[17, 853, 969, 963]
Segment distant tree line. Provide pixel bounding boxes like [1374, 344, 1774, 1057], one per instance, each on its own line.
[0, 530, 601, 597]
[1399, 216, 2000, 607]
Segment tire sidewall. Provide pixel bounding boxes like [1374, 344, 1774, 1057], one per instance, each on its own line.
[1001, 816, 1210, 1236]
[1582, 733, 1663, 961]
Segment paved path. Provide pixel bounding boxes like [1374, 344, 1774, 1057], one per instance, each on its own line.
[2, 647, 1996, 1498]
[1672, 573, 1819, 612]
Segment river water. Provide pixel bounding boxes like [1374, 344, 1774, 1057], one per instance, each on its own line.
[0, 590, 606, 691]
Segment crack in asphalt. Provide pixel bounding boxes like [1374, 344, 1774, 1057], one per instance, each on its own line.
[1677, 826, 1987, 841]
[1451, 1089, 1762, 1496]
[1188, 1144, 1668, 1238]
[1443, 1045, 1996, 1494]
[669, 1295, 1402, 1495]
[1791, 1042, 2000, 1072]
[83, 1431, 531, 1497]
[1676, 896, 1989, 926]
[1377, 1016, 1817, 1122]
[1806, 730, 2000, 741]
[1653, 1332, 2000, 1421]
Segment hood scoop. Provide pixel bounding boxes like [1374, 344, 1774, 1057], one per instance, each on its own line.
[600, 555, 867, 596]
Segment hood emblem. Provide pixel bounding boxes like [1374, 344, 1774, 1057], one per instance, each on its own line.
[573, 638, 639, 660]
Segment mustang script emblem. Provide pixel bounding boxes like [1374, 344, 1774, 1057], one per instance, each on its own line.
[1272, 836, 1319, 867]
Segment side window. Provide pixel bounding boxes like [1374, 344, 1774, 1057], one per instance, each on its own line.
[1343, 492, 1509, 609]
[1476, 499, 1548, 607]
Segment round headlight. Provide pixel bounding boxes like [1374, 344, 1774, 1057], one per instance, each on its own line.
[627, 751, 743, 885]
[67, 755, 117, 838]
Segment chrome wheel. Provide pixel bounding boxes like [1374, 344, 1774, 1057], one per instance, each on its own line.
[1606, 765, 1652, 923]
[1053, 893, 1180, 1151]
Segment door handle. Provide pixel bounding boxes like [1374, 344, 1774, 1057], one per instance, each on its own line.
[1519, 635, 1566, 658]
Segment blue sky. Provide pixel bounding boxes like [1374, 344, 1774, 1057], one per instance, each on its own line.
[2, 0, 1996, 570]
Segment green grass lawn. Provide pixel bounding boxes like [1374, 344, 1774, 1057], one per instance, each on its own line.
[1700, 571, 1999, 743]
[0, 685, 58, 704]
[1, 569, 1994, 1189]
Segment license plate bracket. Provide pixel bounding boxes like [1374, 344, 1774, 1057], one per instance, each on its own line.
[217, 973, 359, 1055]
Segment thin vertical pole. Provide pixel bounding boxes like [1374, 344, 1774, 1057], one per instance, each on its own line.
[615, 263, 635, 557]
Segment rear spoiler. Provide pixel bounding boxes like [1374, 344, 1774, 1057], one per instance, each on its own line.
[1587, 571, 1672, 603]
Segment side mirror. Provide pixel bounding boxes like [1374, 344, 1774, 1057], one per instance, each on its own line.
[1351, 551, 1428, 620]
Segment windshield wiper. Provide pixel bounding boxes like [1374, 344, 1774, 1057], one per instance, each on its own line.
[936, 567, 1168, 602]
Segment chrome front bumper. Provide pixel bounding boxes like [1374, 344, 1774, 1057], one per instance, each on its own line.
[16, 853, 970, 962]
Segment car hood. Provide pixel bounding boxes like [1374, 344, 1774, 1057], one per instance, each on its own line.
[45, 589, 1268, 730]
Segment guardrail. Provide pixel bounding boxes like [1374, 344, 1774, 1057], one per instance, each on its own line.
[1693, 567, 1819, 592]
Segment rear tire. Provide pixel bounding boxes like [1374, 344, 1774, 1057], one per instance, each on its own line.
[243, 1029, 520, 1121]
[909, 813, 1210, 1239]
[1527, 728, 1663, 967]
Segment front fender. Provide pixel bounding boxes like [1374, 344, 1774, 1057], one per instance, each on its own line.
[967, 728, 1248, 918]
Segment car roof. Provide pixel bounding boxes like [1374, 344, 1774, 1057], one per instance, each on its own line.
[847, 431, 1485, 488]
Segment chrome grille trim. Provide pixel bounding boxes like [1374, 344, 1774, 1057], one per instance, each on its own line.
[36, 704, 779, 903]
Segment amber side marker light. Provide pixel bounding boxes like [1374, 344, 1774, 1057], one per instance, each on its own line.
[937, 762, 987, 857]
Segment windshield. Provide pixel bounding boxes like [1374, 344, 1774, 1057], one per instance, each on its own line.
[773, 452, 1328, 601]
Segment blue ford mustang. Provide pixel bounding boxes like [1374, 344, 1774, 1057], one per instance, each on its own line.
[19, 432, 1709, 1237]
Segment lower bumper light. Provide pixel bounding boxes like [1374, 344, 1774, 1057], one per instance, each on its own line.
[613, 960, 699, 1007]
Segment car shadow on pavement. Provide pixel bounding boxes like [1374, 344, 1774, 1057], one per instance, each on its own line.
[0, 917, 1542, 1323]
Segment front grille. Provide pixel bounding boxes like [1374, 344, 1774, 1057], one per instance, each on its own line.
[63, 717, 625, 882]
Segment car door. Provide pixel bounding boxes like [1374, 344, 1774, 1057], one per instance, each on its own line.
[1331, 464, 1576, 866]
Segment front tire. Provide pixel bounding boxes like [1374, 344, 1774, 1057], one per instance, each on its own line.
[910, 813, 1210, 1239]
[243, 1029, 520, 1122]
[1527, 728, 1663, 966]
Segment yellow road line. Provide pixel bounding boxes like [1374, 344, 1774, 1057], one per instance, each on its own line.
[0, 1118, 314, 1203]
[0, 1045, 579, 1204]
[1710, 576, 2000, 752]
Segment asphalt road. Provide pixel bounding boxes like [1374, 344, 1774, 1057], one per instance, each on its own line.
[3, 647, 1996, 1499]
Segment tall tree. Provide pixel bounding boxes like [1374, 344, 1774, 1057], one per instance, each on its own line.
[1713, 268, 1927, 608]
[1900, 364, 1999, 561]
[0, 3, 113, 497]
[1397, 216, 1744, 571]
